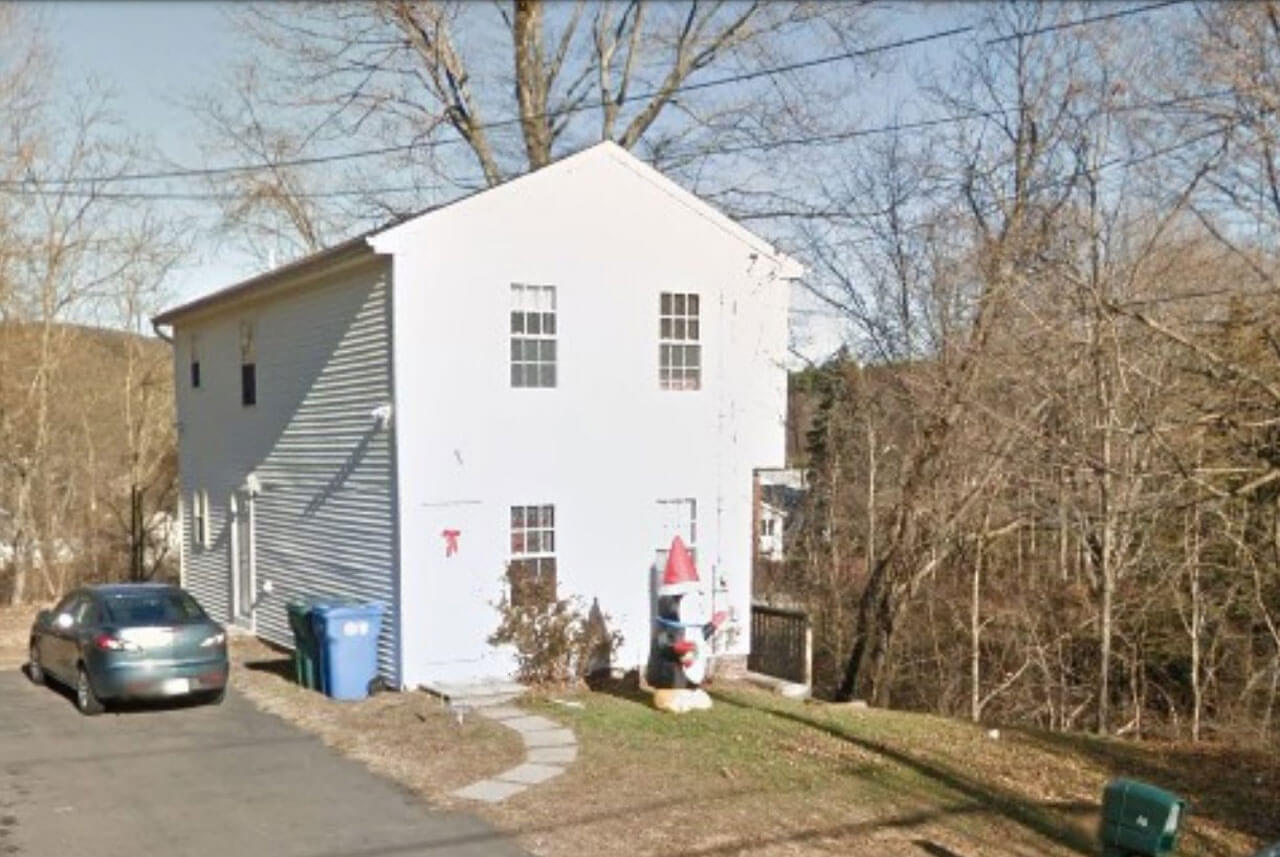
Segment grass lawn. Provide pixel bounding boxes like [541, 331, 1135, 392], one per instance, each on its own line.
[225, 637, 1279, 857]
[2, 606, 1274, 857]
[497, 682, 1275, 857]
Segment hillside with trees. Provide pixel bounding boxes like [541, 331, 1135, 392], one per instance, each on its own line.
[0, 6, 182, 604]
[757, 3, 1280, 747]
[0, 323, 175, 602]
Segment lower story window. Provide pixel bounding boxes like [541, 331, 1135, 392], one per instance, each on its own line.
[509, 504, 556, 606]
[656, 497, 697, 567]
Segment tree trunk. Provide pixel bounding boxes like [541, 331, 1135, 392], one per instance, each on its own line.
[970, 532, 984, 722]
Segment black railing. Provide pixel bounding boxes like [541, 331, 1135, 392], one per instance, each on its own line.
[748, 603, 811, 685]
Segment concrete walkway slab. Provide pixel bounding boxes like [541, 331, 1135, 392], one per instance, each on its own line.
[527, 745, 578, 765]
[478, 705, 526, 721]
[452, 703, 580, 804]
[497, 763, 563, 786]
[503, 714, 561, 733]
[521, 727, 577, 748]
[452, 779, 529, 803]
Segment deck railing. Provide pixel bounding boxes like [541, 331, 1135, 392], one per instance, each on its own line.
[747, 603, 811, 686]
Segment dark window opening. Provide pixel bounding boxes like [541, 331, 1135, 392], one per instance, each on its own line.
[508, 557, 557, 608]
[241, 363, 256, 407]
[509, 503, 556, 606]
[191, 360, 201, 389]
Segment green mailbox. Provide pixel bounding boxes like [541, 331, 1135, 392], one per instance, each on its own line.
[1099, 779, 1187, 857]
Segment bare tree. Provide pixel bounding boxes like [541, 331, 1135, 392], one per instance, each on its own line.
[193, 0, 872, 262]
[0, 11, 185, 603]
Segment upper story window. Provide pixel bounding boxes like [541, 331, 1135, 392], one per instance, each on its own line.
[190, 333, 201, 389]
[509, 503, 556, 606]
[510, 284, 556, 388]
[659, 292, 700, 390]
[240, 321, 256, 407]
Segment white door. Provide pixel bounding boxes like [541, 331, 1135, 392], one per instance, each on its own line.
[231, 490, 255, 626]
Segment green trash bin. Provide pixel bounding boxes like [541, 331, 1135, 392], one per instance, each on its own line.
[1099, 778, 1186, 857]
[286, 595, 331, 690]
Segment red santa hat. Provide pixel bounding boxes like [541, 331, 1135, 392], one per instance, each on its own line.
[660, 536, 699, 594]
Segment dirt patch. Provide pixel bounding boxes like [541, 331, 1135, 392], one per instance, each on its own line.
[0, 605, 41, 669]
[228, 636, 526, 800]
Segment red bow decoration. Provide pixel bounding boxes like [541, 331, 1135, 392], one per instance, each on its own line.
[442, 529, 460, 557]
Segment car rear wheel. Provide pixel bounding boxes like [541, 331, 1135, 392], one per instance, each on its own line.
[75, 665, 104, 716]
[27, 642, 44, 685]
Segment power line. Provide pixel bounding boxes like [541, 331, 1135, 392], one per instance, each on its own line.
[984, 0, 1184, 44]
[3, 92, 1229, 205]
[1, 0, 1189, 190]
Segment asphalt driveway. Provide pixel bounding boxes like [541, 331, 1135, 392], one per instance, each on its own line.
[0, 669, 525, 857]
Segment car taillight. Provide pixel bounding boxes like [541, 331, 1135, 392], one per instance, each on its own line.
[94, 634, 139, 652]
[200, 632, 226, 648]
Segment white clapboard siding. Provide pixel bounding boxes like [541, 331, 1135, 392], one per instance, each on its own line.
[175, 255, 399, 683]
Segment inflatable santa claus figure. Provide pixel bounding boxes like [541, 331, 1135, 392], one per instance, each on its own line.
[648, 535, 727, 713]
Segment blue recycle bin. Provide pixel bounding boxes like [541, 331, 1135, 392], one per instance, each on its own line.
[310, 602, 385, 700]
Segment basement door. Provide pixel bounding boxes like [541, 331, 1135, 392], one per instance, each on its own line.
[230, 490, 255, 628]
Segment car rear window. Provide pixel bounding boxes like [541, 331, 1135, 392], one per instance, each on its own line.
[104, 591, 207, 626]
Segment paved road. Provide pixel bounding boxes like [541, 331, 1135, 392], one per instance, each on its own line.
[0, 669, 526, 857]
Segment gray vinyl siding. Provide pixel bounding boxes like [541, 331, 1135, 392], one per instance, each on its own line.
[176, 255, 399, 683]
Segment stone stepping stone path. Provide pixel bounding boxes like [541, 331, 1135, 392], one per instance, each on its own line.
[451, 705, 578, 803]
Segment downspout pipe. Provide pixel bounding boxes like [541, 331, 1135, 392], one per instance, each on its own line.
[151, 319, 173, 344]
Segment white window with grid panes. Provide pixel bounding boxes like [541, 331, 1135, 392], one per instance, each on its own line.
[509, 504, 557, 605]
[659, 292, 701, 390]
[655, 497, 696, 567]
[510, 284, 556, 388]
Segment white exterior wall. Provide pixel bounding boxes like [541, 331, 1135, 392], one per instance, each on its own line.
[375, 144, 791, 687]
[173, 256, 400, 681]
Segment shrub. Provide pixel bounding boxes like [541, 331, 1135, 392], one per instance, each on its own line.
[489, 589, 623, 688]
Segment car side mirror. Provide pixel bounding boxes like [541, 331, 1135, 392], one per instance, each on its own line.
[54, 613, 74, 630]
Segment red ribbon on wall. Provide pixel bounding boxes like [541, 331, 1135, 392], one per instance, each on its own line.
[442, 529, 460, 557]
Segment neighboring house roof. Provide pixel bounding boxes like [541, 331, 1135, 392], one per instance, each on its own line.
[761, 483, 806, 516]
[153, 141, 803, 328]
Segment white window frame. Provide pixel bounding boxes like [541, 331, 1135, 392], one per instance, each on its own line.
[509, 503, 557, 605]
[510, 284, 557, 388]
[192, 489, 209, 550]
[659, 292, 701, 390]
[656, 497, 697, 565]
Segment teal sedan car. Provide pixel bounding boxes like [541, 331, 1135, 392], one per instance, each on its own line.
[27, 583, 229, 715]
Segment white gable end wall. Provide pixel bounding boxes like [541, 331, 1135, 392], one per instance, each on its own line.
[174, 256, 400, 682]
[375, 144, 791, 687]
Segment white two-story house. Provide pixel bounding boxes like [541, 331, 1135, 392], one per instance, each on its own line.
[152, 142, 801, 688]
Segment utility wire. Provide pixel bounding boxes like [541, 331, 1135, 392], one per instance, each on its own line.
[7, 92, 1231, 205]
[0, 0, 1190, 190]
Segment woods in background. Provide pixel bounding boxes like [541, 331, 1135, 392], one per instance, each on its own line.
[0, 7, 182, 603]
[773, 3, 1280, 746]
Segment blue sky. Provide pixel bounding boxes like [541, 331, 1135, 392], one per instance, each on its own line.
[43, 1, 972, 360]
[49, 1, 247, 300]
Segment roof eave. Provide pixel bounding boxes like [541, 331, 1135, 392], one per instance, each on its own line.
[152, 235, 377, 328]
